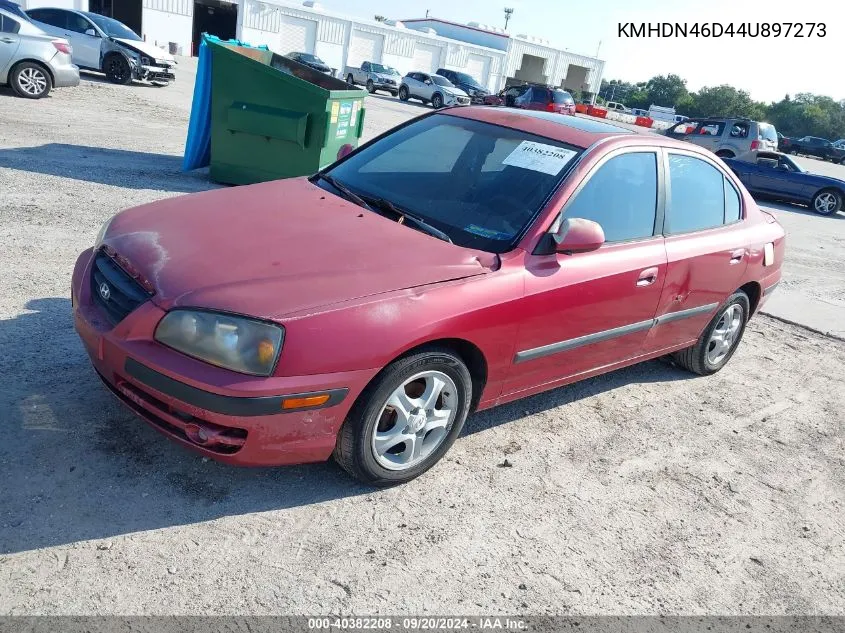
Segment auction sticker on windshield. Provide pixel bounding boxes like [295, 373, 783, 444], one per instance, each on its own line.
[502, 141, 578, 175]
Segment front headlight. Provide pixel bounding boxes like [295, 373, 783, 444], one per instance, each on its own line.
[155, 310, 284, 376]
[94, 216, 113, 248]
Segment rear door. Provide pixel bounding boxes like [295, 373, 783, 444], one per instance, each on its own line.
[0, 14, 22, 79]
[645, 149, 747, 352]
[505, 148, 667, 396]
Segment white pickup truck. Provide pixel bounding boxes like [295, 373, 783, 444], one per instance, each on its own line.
[344, 61, 401, 96]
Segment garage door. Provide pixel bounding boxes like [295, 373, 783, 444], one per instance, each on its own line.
[412, 42, 442, 73]
[465, 53, 491, 87]
[348, 30, 384, 67]
[278, 15, 317, 54]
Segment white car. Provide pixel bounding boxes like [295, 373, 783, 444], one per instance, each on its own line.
[398, 71, 470, 108]
[26, 7, 174, 85]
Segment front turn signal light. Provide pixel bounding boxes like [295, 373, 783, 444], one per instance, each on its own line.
[282, 394, 331, 410]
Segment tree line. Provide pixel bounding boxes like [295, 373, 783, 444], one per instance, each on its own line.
[590, 74, 845, 140]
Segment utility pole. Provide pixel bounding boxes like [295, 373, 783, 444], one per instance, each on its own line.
[504, 7, 514, 30]
[425, 9, 429, 17]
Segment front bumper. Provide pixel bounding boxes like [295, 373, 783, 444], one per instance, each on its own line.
[72, 248, 378, 467]
[373, 82, 398, 91]
[136, 64, 175, 83]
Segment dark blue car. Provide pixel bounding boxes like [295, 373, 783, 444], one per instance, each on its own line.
[723, 151, 844, 216]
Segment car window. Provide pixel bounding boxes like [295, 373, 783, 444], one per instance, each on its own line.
[724, 179, 741, 223]
[66, 12, 93, 34]
[757, 123, 777, 142]
[28, 8, 67, 28]
[553, 90, 573, 104]
[325, 114, 583, 253]
[698, 122, 724, 136]
[0, 13, 20, 33]
[667, 120, 700, 137]
[666, 154, 729, 233]
[729, 122, 749, 138]
[563, 152, 658, 243]
[530, 88, 550, 103]
[431, 75, 452, 86]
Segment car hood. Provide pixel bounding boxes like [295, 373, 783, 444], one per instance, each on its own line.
[442, 86, 469, 97]
[114, 38, 175, 62]
[101, 178, 495, 319]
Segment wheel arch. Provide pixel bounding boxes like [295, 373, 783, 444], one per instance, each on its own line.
[10, 58, 55, 85]
[737, 281, 762, 316]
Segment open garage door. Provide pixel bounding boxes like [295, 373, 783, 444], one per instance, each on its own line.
[348, 30, 383, 67]
[192, 0, 237, 56]
[412, 42, 441, 73]
[278, 14, 317, 55]
[465, 53, 490, 86]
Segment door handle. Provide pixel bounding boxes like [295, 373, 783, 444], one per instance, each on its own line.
[730, 249, 745, 263]
[636, 267, 659, 287]
[0, 37, 15, 44]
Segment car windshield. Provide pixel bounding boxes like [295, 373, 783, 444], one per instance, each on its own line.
[553, 90, 574, 104]
[320, 114, 583, 253]
[432, 75, 453, 87]
[758, 123, 778, 143]
[371, 63, 399, 75]
[451, 71, 482, 88]
[299, 53, 324, 64]
[85, 12, 141, 40]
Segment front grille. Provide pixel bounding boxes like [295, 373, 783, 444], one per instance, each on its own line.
[384, 79, 396, 85]
[90, 250, 152, 325]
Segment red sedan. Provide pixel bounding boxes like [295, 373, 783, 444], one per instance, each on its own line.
[72, 107, 785, 485]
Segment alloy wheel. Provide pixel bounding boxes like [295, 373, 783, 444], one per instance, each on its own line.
[18, 67, 47, 96]
[371, 370, 457, 471]
[814, 192, 838, 214]
[706, 304, 743, 365]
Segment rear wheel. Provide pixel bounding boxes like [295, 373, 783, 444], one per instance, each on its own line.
[672, 292, 750, 376]
[398, 85, 409, 101]
[432, 93, 443, 109]
[346, 73, 355, 86]
[811, 189, 842, 215]
[104, 54, 132, 84]
[10, 62, 51, 98]
[333, 348, 472, 486]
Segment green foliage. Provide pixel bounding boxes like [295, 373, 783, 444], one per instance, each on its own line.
[598, 75, 845, 139]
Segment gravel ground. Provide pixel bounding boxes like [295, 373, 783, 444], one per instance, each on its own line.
[0, 61, 843, 616]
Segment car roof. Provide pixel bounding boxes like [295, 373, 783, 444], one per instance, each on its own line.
[444, 106, 638, 147]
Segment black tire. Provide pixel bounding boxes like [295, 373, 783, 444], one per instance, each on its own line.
[398, 85, 409, 101]
[810, 188, 843, 215]
[346, 74, 355, 86]
[10, 62, 52, 99]
[104, 54, 132, 84]
[672, 291, 750, 376]
[390, 90, 398, 97]
[431, 93, 443, 109]
[333, 347, 473, 486]
[839, 157, 845, 166]
[366, 79, 375, 93]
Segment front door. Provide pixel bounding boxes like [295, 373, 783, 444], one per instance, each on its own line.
[646, 150, 748, 352]
[0, 16, 21, 77]
[504, 149, 667, 397]
[64, 12, 102, 69]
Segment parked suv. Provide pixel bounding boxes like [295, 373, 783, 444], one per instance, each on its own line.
[787, 136, 845, 163]
[484, 84, 575, 114]
[398, 71, 470, 108]
[435, 68, 488, 103]
[663, 117, 778, 159]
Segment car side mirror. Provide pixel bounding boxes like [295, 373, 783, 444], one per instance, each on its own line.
[85, 28, 98, 37]
[424, 79, 432, 85]
[552, 218, 605, 254]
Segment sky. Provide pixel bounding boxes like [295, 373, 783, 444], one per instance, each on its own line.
[316, 0, 841, 104]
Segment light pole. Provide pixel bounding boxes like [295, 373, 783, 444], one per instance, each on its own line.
[504, 7, 513, 30]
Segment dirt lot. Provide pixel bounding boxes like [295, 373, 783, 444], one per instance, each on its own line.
[1, 61, 843, 616]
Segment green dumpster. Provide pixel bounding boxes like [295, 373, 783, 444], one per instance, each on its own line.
[207, 39, 367, 185]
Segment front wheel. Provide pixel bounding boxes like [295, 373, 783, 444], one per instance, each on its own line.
[10, 62, 51, 98]
[431, 93, 443, 109]
[333, 348, 473, 486]
[672, 292, 750, 375]
[366, 79, 375, 93]
[811, 189, 842, 215]
[104, 54, 132, 84]
[398, 85, 409, 101]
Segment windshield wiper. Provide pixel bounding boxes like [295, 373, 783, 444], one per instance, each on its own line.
[359, 195, 453, 244]
[316, 173, 376, 212]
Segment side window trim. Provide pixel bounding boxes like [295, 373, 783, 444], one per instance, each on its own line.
[552, 146, 665, 245]
[661, 148, 744, 236]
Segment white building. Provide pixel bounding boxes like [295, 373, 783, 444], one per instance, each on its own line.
[16, 0, 604, 95]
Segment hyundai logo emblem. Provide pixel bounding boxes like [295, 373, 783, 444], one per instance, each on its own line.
[99, 282, 111, 301]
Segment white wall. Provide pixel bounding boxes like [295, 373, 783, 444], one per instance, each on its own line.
[142, 8, 192, 55]
[315, 41, 344, 75]
[20, 0, 87, 9]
